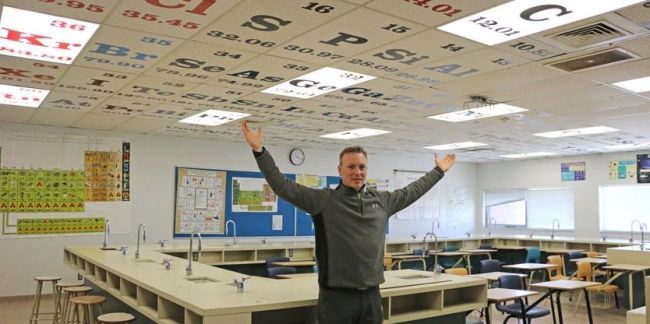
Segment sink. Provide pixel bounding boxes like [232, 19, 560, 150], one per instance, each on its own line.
[185, 276, 220, 283]
[133, 258, 157, 263]
[396, 274, 432, 280]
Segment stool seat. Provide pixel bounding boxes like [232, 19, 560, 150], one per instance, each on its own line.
[64, 286, 93, 293]
[57, 281, 84, 288]
[35, 275, 61, 281]
[97, 312, 135, 323]
[71, 295, 106, 305]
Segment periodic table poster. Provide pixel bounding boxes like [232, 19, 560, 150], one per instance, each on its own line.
[174, 167, 226, 235]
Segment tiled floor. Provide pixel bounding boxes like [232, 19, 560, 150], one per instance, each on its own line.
[0, 292, 629, 323]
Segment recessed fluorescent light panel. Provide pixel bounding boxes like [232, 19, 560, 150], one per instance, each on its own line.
[321, 128, 390, 140]
[533, 126, 619, 138]
[0, 84, 49, 107]
[612, 76, 650, 93]
[438, 0, 644, 46]
[501, 152, 557, 159]
[0, 6, 100, 64]
[262, 67, 376, 99]
[605, 142, 650, 150]
[179, 109, 250, 126]
[427, 103, 527, 122]
[424, 142, 488, 150]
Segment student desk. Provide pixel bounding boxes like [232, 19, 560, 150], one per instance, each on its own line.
[569, 257, 607, 281]
[530, 279, 600, 324]
[276, 273, 318, 279]
[485, 288, 539, 324]
[459, 249, 498, 274]
[502, 263, 557, 283]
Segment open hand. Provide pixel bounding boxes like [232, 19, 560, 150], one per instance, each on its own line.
[435, 153, 456, 172]
[241, 121, 263, 152]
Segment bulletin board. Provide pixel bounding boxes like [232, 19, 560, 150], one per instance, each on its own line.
[173, 168, 297, 237]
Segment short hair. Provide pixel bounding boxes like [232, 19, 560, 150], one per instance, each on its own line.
[339, 146, 367, 164]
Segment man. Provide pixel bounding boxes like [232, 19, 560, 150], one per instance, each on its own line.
[241, 121, 456, 324]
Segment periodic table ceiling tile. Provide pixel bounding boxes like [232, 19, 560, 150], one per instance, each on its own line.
[191, 0, 356, 53]
[1, 1, 649, 162]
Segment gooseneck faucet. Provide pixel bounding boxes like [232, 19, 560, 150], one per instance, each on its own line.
[431, 218, 440, 236]
[102, 220, 110, 249]
[135, 223, 146, 259]
[630, 220, 642, 243]
[186, 231, 202, 276]
[424, 232, 440, 271]
[641, 223, 647, 250]
[551, 219, 560, 239]
[487, 217, 496, 237]
[226, 220, 237, 246]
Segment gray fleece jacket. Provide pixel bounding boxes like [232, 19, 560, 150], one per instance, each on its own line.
[255, 148, 445, 289]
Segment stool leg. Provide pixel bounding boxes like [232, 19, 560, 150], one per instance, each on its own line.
[53, 286, 62, 324]
[51, 281, 58, 324]
[30, 281, 44, 324]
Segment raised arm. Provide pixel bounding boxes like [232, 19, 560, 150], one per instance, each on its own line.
[381, 153, 456, 215]
[240, 121, 328, 215]
[241, 120, 264, 152]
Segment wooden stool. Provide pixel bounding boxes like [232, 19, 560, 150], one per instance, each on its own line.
[29, 275, 61, 324]
[61, 286, 93, 324]
[54, 282, 84, 323]
[97, 312, 135, 323]
[70, 295, 106, 324]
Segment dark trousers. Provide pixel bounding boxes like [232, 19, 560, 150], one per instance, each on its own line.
[318, 286, 382, 324]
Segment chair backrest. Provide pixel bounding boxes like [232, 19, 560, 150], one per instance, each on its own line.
[546, 255, 564, 279]
[480, 259, 501, 273]
[412, 249, 429, 256]
[265, 256, 290, 269]
[498, 274, 524, 290]
[565, 251, 584, 275]
[575, 261, 592, 281]
[267, 266, 296, 278]
[445, 268, 469, 276]
[525, 247, 541, 263]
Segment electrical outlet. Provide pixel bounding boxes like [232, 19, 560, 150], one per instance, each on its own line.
[77, 273, 84, 281]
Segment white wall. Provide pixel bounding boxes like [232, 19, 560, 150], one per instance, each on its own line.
[477, 151, 648, 239]
[0, 122, 476, 296]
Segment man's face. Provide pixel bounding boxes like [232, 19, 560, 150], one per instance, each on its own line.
[338, 152, 367, 192]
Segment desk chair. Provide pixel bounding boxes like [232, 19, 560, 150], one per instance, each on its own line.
[572, 261, 619, 315]
[445, 268, 468, 276]
[525, 247, 541, 263]
[497, 274, 551, 323]
[480, 259, 501, 273]
[546, 255, 568, 281]
[268, 266, 297, 279]
[265, 256, 289, 269]
[565, 251, 584, 276]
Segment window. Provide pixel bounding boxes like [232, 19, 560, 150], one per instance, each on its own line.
[599, 185, 650, 232]
[484, 188, 574, 229]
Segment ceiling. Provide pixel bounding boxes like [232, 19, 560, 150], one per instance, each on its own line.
[1, 0, 649, 162]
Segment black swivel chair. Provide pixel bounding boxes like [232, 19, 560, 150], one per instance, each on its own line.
[497, 274, 550, 323]
[265, 256, 294, 278]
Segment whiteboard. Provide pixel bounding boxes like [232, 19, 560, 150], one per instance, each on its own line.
[393, 170, 440, 220]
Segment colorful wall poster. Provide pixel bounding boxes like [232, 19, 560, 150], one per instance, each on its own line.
[608, 160, 636, 180]
[637, 154, 650, 183]
[17, 217, 104, 235]
[561, 162, 586, 181]
[84, 151, 123, 201]
[296, 174, 327, 189]
[174, 167, 226, 235]
[0, 168, 85, 212]
[232, 177, 278, 212]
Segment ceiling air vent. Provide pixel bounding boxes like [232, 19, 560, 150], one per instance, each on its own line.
[549, 48, 637, 72]
[548, 21, 630, 48]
